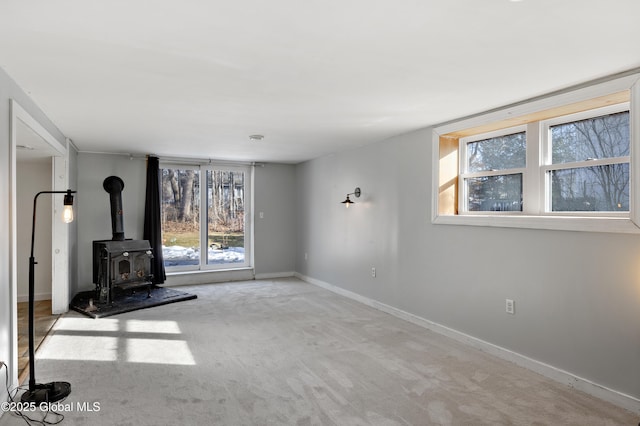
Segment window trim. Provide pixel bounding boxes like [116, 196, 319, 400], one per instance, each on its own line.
[431, 72, 640, 233]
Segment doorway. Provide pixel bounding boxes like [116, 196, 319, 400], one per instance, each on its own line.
[10, 100, 72, 387]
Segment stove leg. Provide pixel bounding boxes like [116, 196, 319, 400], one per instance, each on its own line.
[146, 274, 154, 298]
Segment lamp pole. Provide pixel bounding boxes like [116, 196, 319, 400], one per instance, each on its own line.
[21, 190, 76, 404]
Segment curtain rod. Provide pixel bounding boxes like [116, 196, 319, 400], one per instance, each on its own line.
[80, 151, 263, 167]
[153, 155, 264, 167]
[146, 154, 259, 166]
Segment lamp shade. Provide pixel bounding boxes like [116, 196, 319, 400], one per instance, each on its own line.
[62, 190, 75, 223]
[340, 187, 361, 208]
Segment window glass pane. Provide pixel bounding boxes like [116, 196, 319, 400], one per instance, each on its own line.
[466, 174, 523, 212]
[467, 132, 526, 172]
[549, 164, 629, 212]
[206, 170, 245, 265]
[551, 111, 629, 164]
[161, 168, 201, 267]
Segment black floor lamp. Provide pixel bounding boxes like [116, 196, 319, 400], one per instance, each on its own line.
[21, 189, 76, 404]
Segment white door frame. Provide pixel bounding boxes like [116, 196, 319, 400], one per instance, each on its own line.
[9, 99, 70, 388]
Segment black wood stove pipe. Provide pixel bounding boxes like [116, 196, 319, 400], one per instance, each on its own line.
[103, 176, 126, 241]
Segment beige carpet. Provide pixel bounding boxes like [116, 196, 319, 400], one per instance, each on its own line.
[1, 278, 636, 425]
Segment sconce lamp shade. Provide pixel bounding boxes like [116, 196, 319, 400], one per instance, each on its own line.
[341, 187, 361, 208]
[341, 195, 354, 208]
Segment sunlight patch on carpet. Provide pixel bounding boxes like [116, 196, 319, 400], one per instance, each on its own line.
[125, 339, 195, 365]
[42, 318, 194, 365]
[54, 317, 120, 332]
[38, 335, 119, 361]
[125, 320, 182, 334]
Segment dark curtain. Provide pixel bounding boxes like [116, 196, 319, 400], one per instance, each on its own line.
[143, 156, 166, 284]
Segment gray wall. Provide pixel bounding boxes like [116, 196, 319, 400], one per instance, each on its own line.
[254, 163, 297, 276]
[76, 153, 148, 291]
[16, 159, 52, 300]
[76, 154, 297, 289]
[295, 128, 640, 401]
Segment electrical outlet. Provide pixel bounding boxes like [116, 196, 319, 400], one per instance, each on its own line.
[371, 267, 376, 277]
[506, 299, 515, 315]
[304, 253, 308, 260]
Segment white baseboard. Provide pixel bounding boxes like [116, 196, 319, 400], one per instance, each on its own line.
[254, 271, 295, 280]
[163, 268, 254, 286]
[294, 273, 640, 415]
[164, 269, 295, 286]
[17, 292, 51, 303]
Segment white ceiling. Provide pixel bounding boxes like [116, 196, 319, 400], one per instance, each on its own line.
[1, 0, 640, 164]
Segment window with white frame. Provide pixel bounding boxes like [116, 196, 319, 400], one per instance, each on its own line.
[161, 163, 252, 271]
[543, 106, 629, 213]
[460, 128, 526, 213]
[432, 73, 640, 233]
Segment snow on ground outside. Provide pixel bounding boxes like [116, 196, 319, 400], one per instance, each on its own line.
[163, 245, 244, 266]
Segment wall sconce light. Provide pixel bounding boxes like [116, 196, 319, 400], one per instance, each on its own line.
[341, 187, 361, 208]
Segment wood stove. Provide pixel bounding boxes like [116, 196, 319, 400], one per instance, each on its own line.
[93, 176, 154, 304]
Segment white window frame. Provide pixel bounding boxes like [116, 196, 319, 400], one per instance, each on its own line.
[161, 161, 253, 272]
[201, 163, 252, 271]
[540, 103, 630, 216]
[459, 125, 527, 215]
[432, 72, 640, 233]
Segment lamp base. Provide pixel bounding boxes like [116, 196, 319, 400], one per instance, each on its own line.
[21, 381, 71, 404]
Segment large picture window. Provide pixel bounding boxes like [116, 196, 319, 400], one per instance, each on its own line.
[162, 168, 201, 267]
[205, 169, 246, 265]
[161, 163, 251, 271]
